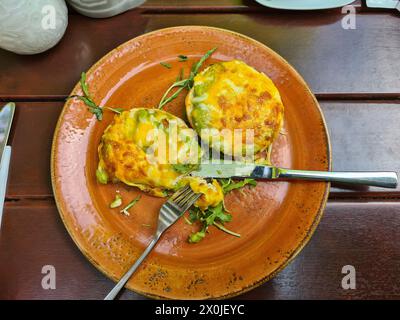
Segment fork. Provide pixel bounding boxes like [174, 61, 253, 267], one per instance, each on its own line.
[104, 185, 200, 300]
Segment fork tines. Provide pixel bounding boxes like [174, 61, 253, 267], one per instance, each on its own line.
[168, 185, 200, 211]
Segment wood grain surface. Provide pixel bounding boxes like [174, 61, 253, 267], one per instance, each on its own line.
[141, 0, 367, 12]
[0, 200, 398, 299]
[1, 11, 399, 97]
[0, 1, 399, 300]
[5, 101, 400, 199]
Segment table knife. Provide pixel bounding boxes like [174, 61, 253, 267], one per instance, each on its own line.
[191, 162, 398, 189]
[0, 103, 15, 227]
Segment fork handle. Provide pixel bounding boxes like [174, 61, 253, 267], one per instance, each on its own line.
[104, 237, 159, 300]
[276, 169, 398, 189]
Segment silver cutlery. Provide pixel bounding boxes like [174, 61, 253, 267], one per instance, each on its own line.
[0, 102, 15, 227]
[104, 185, 200, 300]
[191, 162, 398, 189]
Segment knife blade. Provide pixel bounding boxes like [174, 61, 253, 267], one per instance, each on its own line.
[0, 102, 15, 161]
[0, 102, 15, 227]
[191, 162, 273, 179]
[190, 162, 398, 188]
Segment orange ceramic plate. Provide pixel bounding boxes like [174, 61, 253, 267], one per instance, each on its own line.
[51, 26, 331, 299]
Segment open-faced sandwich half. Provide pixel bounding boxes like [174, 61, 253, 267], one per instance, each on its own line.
[186, 60, 284, 162]
[96, 108, 223, 209]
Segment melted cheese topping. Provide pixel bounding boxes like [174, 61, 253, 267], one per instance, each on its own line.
[186, 60, 284, 161]
[97, 108, 223, 208]
[183, 177, 224, 211]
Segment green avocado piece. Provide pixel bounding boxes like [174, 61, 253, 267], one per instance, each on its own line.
[96, 165, 109, 184]
[136, 109, 149, 122]
[192, 105, 210, 129]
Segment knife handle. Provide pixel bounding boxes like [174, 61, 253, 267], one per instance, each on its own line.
[275, 168, 398, 189]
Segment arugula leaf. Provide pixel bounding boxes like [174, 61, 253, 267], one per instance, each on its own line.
[106, 107, 124, 114]
[187, 202, 238, 243]
[158, 48, 216, 109]
[176, 68, 184, 82]
[183, 215, 193, 225]
[68, 72, 122, 120]
[75, 95, 96, 109]
[190, 47, 216, 78]
[158, 79, 188, 109]
[178, 54, 188, 62]
[188, 206, 202, 223]
[213, 222, 240, 238]
[160, 62, 172, 69]
[220, 178, 257, 194]
[186, 177, 256, 242]
[80, 72, 91, 98]
[204, 202, 232, 225]
[120, 196, 141, 216]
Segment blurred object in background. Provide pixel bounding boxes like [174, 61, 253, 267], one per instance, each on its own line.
[366, 0, 400, 9]
[254, 0, 355, 10]
[0, 0, 68, 55]
[66, 0, 146, 18]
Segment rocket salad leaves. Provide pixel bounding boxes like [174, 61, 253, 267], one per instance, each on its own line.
[187, 179, 256, 243]
[68, 72, 123, 121]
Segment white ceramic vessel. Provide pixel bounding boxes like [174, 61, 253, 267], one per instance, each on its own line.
[67, 0, 145, 18]
[255, 0, 355, 10]
[0, 0, 68, 55]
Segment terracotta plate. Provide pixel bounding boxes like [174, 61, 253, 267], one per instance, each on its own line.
[51, 26, 331, 299]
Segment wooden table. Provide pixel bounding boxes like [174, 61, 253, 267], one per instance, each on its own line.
[0, 0, 399, 300]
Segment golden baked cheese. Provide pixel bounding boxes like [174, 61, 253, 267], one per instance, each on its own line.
[186, 60, 284, 162]
[96, 108, 223, 207]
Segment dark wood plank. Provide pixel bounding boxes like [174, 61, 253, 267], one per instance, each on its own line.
[143, 0, 246, 9]
[0, 11, 399, 97]
[6, 101, 400, 199]
[238, 201, 400, 299]
[144, 0, 245, 6]
[324, 101, 400, 198]
[7, 102, 62, 199]
[144, 13, 400, 95]
[141, 0, 365, 12]
[0, 201, 144, 300]
[0, 200, 398, 299]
